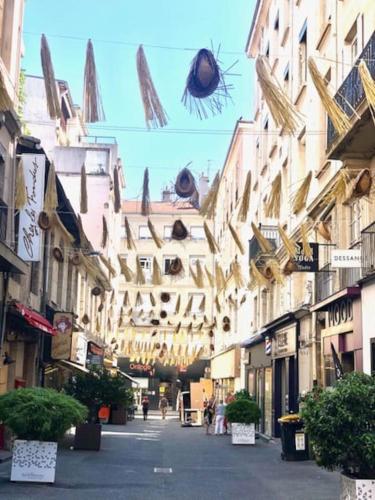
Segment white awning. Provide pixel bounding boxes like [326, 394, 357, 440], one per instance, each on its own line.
[117, 370, 140, 385]
[58, 360, 89, 373]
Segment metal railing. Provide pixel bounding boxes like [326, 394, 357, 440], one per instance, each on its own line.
[327, 31, 375, 147]
[362, 221, 375, 276]
[315, 263, 335, 303]
[79, 135, 117, 145]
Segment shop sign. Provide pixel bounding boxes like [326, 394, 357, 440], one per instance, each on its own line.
[295, 432, 306, 451]
[272, 326, 296, 359]
[86, 342, 104, 367]
[292, 243, 319, 272]
[70, 332, 88, 366]
[51, 312, 73, 360]
[331, 249, 361, 268]
[17, 154, 46, 262]
[328, 297, 353, 328]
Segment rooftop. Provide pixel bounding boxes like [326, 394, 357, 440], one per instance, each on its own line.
[122, 200, 198, 215]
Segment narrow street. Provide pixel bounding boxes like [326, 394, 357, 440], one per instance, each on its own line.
[0, 414, 339, 500]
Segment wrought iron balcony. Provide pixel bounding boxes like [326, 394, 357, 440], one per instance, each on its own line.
[249, 225, 279, 262]
[361, 221, 375, 276]
[315, 263, 335, 303]
[327, 31, 375, 149]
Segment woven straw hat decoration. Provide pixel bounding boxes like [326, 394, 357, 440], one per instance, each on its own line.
[175, 166, 196, 198]
[38, 211, 51, 230]
[160, 292, 170, 303]
[171, 220, 188, 240]
[169, 257, 183, 276]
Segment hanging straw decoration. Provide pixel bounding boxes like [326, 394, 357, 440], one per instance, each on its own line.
[141, 168, 151, 216]
[150, 292, 156, 307]
[15, 159, 27, 210]
[136, 45, 167, 128]
[199, 295, 206, 313]
[203, 222, 220, 254]
[232, 260, 245, 288]
[250, 260, 269, 288]
[96, 317, 100, 333]
[301, 223, 313, 259]
[152, 257, 163, 285]
[40, 34, 61, 119]
[82, 39, 105, 123]
[266, 259, 284, 285]
[80, 164, 88, 214]
[358, 59, 375, 122]
[118, 256, 133, 282]
[113, 166, 121, 214]
[175, 322, 181, 334]
[251, 223, 273, 253]
[265, 172, 282, 219]
[215, 261, 226, 291]
[215, 295, 221, 313]
[175, 295, 181, 314]
[123, 291, 129, 307]
[191, 260, 204, 289]
[255, 55, 302, 134]
[125, 217, 137, 251]
[278, 225, 298, 259]
[325, 169, 352, 204]
[228, 222, 245, 255]
[184, 296, 193, 316]
[205, 265, 214, 288]
[135, 291, 143, 307]
[199, 171, 220, 219]
[292, 171, 312, 214]
[238, 171, 251, 222]
[148, 218, 163, 248]
[308, 57, 351, 135]
[240, 295, 246, 305]
[44, 162, 58, 215]
[101, 216, 108, 248]
[135, 256, 146, 285]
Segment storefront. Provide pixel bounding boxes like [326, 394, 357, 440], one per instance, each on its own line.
[210, 345, 241, 402]
[359, 275, 375, 375]
[241, 333, 272, 436]
[311, 287, 362, 386]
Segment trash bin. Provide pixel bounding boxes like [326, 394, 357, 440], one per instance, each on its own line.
[278, 415, 309, 461]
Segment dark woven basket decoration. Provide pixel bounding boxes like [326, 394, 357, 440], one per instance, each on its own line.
[160, 292, 170, 303]
[52, 247, 64, 262]
[222, 316, 230, 324]
[151, 319, 160, 326]
[169, 257, 183, 276]
[172, 220, 188, 240]
[182, 48, 234, 119]
[223, 322, 231, 332]
[71, 253, 81, 266]
[91, 286, 102, 296]
[82, 313, 90, 325]
[38, 211, 51, 230]
[210, 344, 215, 351]
[155, 342, 161, 349]
[208, 330, 214, 338]
[160, 310, 167, 319]
[175, 167, 196, 198]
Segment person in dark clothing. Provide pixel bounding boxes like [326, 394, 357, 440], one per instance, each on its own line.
[141, 396, 149, 420]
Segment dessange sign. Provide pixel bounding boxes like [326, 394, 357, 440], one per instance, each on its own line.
[331, 249, 362, 268]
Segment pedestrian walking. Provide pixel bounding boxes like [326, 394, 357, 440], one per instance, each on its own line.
[204, 399, 215, 435]
[215, 400, 226, 435]
[141, 396, 149, 421]
[159, 395, 168, 419]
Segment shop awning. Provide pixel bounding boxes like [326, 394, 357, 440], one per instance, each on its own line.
[241, 330, 266, 348]
[57, 360, 89, 373]
[310, 286, 361, 312]
[12, 302, 57, 335]
[0, 241, 27, 274]
[117, 370, 140, 385]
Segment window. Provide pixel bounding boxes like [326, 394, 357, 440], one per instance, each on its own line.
[85, 149, 108, 174]
[164, 226, 172, 239]
[30, 261, 40, 295]
[345, 19, 358, 65]
[349, 200, 361, 245]
[190, 226, 205, 240]
[298, 21, 307, 86]
[139, 225, 152, 239]
[189, 293, 205, 315]
[189, 255, 205, 272]
[139, 256, 152, 280]
[163, 256, 177, 275]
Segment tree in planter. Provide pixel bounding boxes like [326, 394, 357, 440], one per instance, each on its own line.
[301, 372, 375, 479]
[226, 399, 261, 425]
[0, 387, 87, 442]
[234, 389, 255, 401]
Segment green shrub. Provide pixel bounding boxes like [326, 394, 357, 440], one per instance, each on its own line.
[234, 389, 255, 401]
[0, 388, 87, 442]
[225, 398, 261, 424]
[301, 372, 375, 479]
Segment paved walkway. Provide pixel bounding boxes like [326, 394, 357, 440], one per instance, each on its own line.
[0, 415, 339, 499]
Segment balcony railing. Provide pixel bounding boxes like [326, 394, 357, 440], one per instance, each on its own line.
[249, 225, 279, 262]
[327, 31, 375, 147]
[361, 221, 375, 276]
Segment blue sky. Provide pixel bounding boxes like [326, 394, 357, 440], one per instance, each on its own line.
[22, 0, 256, 199]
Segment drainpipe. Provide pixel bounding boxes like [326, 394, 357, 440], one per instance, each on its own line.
[0, 272, 10, 357]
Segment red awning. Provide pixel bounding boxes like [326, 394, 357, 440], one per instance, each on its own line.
[12, 302, 57, 336]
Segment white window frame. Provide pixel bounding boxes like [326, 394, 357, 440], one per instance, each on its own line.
[190, 226, 205, 240]
[163, 255, 177, 275]
[349, 200, 361, 245]
[139, 256, 152, 282]
[188, 293, 205, 315]
[164, 226, 172, 239]
[189, 255, 206, 275]
[139, 225, 152, 240]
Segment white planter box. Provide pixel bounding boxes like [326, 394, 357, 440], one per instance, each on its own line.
[11, 440, 57, 483]
[231, 423, 255, 445]
[340, 473, 375, 500]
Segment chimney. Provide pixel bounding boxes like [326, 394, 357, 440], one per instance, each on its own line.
[162, 187, 172, 202]
[198, 173, 209, 206]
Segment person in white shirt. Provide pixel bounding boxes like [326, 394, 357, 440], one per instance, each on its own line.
[215, 400, 226, 435]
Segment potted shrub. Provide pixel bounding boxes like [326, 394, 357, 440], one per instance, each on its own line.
[302, 372, 375, 499]
[0, 387, 86, 483]
[225, 399, 261, 445]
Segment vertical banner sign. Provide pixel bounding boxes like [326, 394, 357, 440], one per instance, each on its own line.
[17, 154, 46, 261]
[52, 312, 73, 360]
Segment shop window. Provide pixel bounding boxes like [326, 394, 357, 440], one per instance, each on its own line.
[342, 351, 355, 373]
[323, 354, 335, 387]
[139, 225, 152, 240]
[298, 21, 307, 87]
